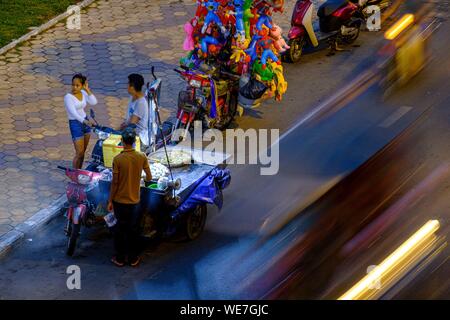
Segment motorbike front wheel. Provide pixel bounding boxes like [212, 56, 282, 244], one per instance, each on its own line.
[66, 222, 81, 256]
[285, 38, 305, 63]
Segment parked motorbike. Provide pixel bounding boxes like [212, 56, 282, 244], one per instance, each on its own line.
[174, 65, 240, 140]
[284, 0, 366, 63]
[58, 166, 106, 256]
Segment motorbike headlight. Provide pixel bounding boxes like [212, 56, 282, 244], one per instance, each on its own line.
[189, 79, 202, 88]
[77, 174, 91, 185]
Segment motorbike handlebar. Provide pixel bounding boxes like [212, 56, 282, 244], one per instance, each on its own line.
[220, 70, 240, 80]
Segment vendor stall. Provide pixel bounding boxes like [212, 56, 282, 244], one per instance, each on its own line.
[87, 145, 231, 241]
[180, 0, 289, 110]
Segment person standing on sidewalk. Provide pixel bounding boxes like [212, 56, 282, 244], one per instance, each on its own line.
[120, 73, 149, 150]
[64, 74, 98, 169]
[107, 128, 152, 267]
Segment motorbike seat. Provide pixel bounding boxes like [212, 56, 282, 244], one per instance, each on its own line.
[317, 0, 350, 18]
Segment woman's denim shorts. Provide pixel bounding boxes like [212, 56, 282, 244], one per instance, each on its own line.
[69, 119, 91, 141]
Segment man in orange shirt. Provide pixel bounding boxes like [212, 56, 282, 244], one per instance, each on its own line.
[108, 128, 152, 267]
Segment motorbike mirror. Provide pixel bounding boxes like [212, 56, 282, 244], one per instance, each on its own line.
[151, 66, 157, 81]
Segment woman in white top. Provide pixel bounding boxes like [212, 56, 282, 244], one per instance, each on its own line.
[64, 74, 98, 169]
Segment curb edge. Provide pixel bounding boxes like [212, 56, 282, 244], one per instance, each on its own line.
[0, 196, 66, 258]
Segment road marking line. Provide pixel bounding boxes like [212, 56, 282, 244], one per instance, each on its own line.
[379, 106, 413, 128]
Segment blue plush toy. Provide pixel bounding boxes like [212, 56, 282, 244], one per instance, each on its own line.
[245, 34, 261, 63]
[234, 0, 246, 38]
[256, 7, 273, 31]
[201, 35, 221, 55]
[202, 0, 223, 34]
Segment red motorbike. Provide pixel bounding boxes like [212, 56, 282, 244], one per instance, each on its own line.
[285, 0, 365, 63]
[58, 166, 105, 256]
[174, 66, 240, 140]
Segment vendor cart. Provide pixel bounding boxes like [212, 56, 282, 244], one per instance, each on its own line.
[59, 67, 231, 256]
[60, 145, 231, 256]
[90, 145, 231, 241]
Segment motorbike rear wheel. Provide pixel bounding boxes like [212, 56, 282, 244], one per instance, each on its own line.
[285, 37, 305, 63]
[67, 222, 81, 256]
[215, 91, 238, 131]
[184, 204, 207, 241]
[339, 23, 361, 45]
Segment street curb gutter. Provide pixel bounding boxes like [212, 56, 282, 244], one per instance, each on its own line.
[0, 0, 97, 56]
[0, 0, 98, 259]
[0, 196, 66, 258]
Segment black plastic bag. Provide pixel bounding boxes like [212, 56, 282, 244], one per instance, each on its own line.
[239, 78, 268, 100]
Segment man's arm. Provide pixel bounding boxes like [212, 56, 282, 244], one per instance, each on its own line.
[129, 99, 147, 126]
[143, 166, 152, 183]
[120, 114, 139, 130]
[128, 114, 141, 125]
[143, 158, 152, 184]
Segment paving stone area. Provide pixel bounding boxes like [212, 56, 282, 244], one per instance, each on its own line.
[0, 0, 297, 237]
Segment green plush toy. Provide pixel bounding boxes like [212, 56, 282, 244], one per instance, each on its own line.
[180, 51, 195, 69]
[253, 61, 274, 82]
[244, 0, 255, 40]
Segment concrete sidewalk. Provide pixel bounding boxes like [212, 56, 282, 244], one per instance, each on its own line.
[0, 0, 297, 254]
[0, 0, 197, 253]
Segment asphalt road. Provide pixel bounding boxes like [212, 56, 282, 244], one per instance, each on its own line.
[1, 4, 448, 299]
[234, 9, 450, 299]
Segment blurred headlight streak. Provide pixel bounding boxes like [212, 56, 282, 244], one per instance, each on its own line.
[338, 220, 440, 300]
[385, 14, 415, 40]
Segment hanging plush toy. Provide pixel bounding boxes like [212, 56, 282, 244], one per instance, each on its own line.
[183, 21, 195, 51]
[256, 6, 273, 31]
[219, 0, 236, 26]
[201, 0, 225, 34]
[243, 0, 255, 40]
[272, 63, 288, 101]
[201, 35, 221, 56]
[230, 34, 251, 73]
[245, 33, 262, 63]
[270, 24, 290, 53]
[253, 61, 275, 81]
[233, 0, 246, 38]
[256, 27, 280, 69]
[194, 0, 208, 27]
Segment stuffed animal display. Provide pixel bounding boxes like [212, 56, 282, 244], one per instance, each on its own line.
[181, 0, 288, 104]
